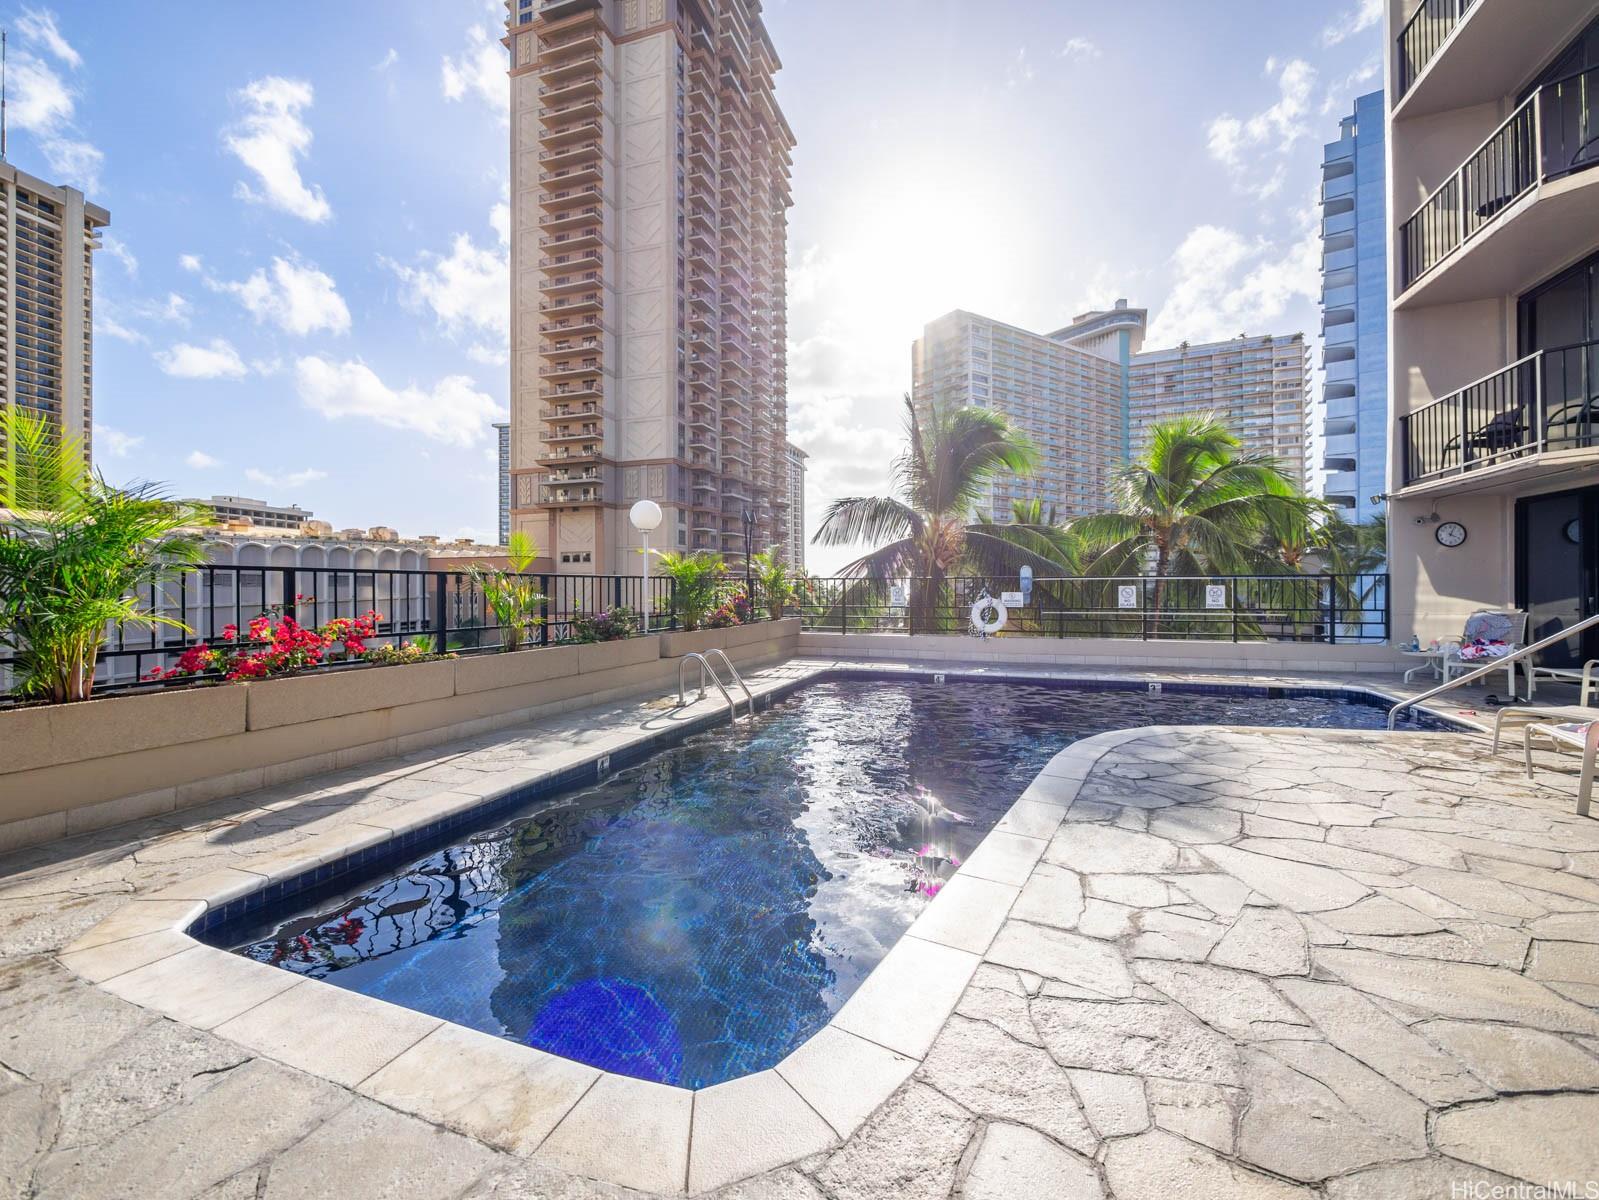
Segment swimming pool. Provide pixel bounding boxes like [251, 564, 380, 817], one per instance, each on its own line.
[202, 675, 1452, 1090]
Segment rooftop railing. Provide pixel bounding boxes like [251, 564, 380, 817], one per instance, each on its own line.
[797, 575, 1389, 643]
[0, 568, 681, 703]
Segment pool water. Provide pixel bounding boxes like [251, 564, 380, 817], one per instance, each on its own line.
[210, 677, 1445, 1089]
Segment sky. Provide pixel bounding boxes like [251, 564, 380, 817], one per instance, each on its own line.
[0, 1, 1383, 571]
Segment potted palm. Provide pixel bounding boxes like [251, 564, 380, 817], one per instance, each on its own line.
[462, 532, 546, 652]
[0, 409, 210, 703]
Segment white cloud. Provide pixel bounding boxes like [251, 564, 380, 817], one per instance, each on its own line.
[1147, 220, 1320, 347]
[155, 338, 249, 380]
[294, 356, 505, 447]
[224, 77, 332, 223]
[101, 234, 138, 276]
[8, 11, 103, 191]
[467, 343, 509, 366]
[96, 315, 146, 344]
[489, 200, 511, 247]
[200, 256, 351, 336]
[186, 450, 222, 470]
[374, 48, 399, 71]
[1059, 37, 1101, 61]
[244, 466, 327, 490]
[385, 212, 509, 348]
[1206, 58, 1316, 198]
[1322, 0, 1384, 47]
[442, 24, 507, 120]
[17, 8, 82, 67]
[131, 292, 192, 325]
[1005, 47, 1035, 89]
[93, 423, 143, 458]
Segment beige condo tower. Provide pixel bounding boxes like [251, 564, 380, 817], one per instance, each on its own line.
[504, 0, 794, 576]
[0, 163, 108, 474]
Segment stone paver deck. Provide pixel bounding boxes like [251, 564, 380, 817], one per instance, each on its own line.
[2, 661, 1598, 1197]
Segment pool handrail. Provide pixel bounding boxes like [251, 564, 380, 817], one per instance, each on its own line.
[677, 651, 752, 722]
[1388, 611, 1599, 729]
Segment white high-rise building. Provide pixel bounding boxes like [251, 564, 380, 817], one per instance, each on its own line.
[912, 303, 1146, 522]
[1128, 334, 1311, 488]
[783, 440, 805, 570]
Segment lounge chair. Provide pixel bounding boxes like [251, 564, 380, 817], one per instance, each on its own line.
[1490, 659, 1599, 754]
[1404, 609, 1530, 696]
[1529, 657, 1599, 701]
[1522, 718, 1599, 817]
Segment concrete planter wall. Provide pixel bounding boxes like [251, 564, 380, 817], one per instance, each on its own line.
[798, 630, 1405, 673]
[0, 620, 800, 853]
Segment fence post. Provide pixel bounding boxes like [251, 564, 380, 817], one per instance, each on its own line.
[1232, 577, 1239, 644]
[432, 572, 448, 653]
[281, 567, 296, 620]
[539, 576, 551, 647]
[614, 575, 623, 614]
[841, 580, 848, 634]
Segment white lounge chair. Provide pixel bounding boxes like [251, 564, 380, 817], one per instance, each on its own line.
[1491, 660, 1599, 754]
[1404, 609, 1530, 696]
[1523, 718, 1599, 817]
[1529, 658, 1599, 703]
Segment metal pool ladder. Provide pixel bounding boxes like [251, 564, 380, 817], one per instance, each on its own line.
[678, 650, 755, 722]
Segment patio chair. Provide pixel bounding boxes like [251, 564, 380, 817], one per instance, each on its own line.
[1522, 717, 1599, 817]
[1491, 659, 1599, 755]
[1405, 609, 1530, 695]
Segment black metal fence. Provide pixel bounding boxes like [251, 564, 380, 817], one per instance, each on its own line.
[0, 566, 684, 700]
[1397, 0, 1478, 97]
[796, 575, 1390, 643]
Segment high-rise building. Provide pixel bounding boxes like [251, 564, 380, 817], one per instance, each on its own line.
[915, 303, 1311, 517]
[912, 303, 1147, 522]
[1319, 91, 1388, 524]
[504, 0, 794, 576]
[783, 440, 805, 570]
[0, 164, 109, 472]
[493, 421, 511, 545]
[196, 496, 313, 531]
[1128, 334, 1311, 487]
[1383, 0, 1599, 667]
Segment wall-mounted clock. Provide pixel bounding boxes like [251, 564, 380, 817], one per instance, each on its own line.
[1565, 518, 1582, 545]
[1435, 521, 1467, 548]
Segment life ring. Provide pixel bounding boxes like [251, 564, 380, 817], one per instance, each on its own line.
[970, 596, 1007, 634]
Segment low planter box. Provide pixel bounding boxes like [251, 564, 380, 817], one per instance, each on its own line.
[658, 627, 732, 658]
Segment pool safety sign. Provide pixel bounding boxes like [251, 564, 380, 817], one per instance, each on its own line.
[1000, 591, 1024, 607]
[1205, 585, 1228, 609]
[889, 584, 908, 607]
[1117, 586, 1139, 609]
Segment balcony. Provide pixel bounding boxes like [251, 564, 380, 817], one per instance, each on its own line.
[538, 292, 602, 317]
[1396, 0, 1596, 117]
[538, 205, 603, 233]
[540, 402, 599, 420]
[1399, 338, 1598, 489]
[1397, 65, 1599, 305]
[540, 381, 603, 400]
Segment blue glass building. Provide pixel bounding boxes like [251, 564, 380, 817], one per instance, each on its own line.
[1319, 90, 1388, 528]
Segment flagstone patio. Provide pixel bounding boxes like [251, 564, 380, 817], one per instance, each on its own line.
[1, 665, 1597, 1198]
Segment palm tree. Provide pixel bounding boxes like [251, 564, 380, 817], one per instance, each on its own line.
[815, 396, 1072, 630]
[1072, 414, 1318, 631]
[0, 408, 210, 702]
[1312, 514, 1389, 640]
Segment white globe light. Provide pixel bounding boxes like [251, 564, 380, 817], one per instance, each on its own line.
[629, 499, 663, 532]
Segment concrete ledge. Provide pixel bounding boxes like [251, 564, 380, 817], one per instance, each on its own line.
[0, 624, 794, 851]
[798, 630, 1405, 673]
[3, 685, 249, 774]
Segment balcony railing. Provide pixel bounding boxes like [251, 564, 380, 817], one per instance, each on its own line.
[1401, 338, 1599, 485]
[1399, 65, 1599, 290]
[1397, 0, 1480, 96]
